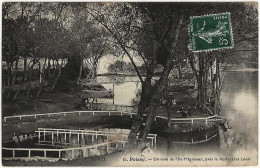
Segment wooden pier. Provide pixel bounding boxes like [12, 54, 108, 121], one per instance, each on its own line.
[2, 141, 119, 161]
[2, 128, 157, 162]
[35, 128, 157, 146]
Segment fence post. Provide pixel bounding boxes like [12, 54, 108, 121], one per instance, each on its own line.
[95, 132, 98, 139]
[83, 149, 86, 158]
[4, 117, 6, 122]
[13, 150, 15, 158]
[35, 115, 37, 119]
[78, 134, 80, 144]
[154, 117, 156, 121]
[192, 119, 194, 124]
[20, 116, 22, 120]
[43, 130, 46, 141]
[79, 112, 81, 115]
[109, 112, 110, 116]
[107, 144, 109, 153]
[206, 118, 208, 123]
[38, 131, 41, 143]
[44, 150, 46, 158]
[52, 132, 54, 145]
[72, 150, 74, 159]
[58, 151, 61, 159]
[57, 130, 59, 142]
[93, 112, 95, 116]
[120, 112, 122, 116]
[28, 149, 31, 158]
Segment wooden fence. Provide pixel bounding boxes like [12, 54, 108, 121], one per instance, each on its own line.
[2, 141, 123, 161]
[170, 115, 223, 124]
[171, 129, 218, 144]
[2, 128, 158, 161]
[3, 110, 136, 122]
[36, 128, 157, 146]
[3, 109, 224, 125]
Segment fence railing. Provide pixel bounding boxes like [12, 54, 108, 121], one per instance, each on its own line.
[3, 110, 136, 122]
[36, 128, 157, 146]
[4, 110, 224, 125]
[170, 115, 222, 124]
[2, 140, 123, 161]
[3, 127, 158, 161]
[171, 129, 218, 144]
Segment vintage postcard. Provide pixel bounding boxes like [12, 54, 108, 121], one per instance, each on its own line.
[1, 1, 258, 167]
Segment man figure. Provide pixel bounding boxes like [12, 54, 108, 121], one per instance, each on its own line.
[180, 107, 187, 118]
[187, 106, 192, 117]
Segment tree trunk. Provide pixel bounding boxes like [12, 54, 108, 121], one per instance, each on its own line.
[10, 59, 18, 89]
[37, 58, 47, 97]
[178, 60, 182, 79]
[5, 59, 18, 100]
[50, 60, 62, 92]
[136, 57, 173, 153]
[7, 62, 13, 87]
[129, 14, 183, 155]
[47, 59, 51, 79]
[215, 58, 220, 115]
[26, 64, 35, 99]
[50, 59, 56, 79]
[22, 58, 27, 82]
[122, 75, 152, 156]
[78, 55, 83, 80]
[13, 65, 29, 101]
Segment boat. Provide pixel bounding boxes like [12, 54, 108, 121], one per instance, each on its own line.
[81, 89, 114, 98]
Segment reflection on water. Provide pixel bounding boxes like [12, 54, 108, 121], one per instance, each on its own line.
[155, 128, 220, 157]
[219, 71, 258, 157]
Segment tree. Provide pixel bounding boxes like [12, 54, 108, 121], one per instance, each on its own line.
[108, 60, 127, 73]
[85, 2, 258, 155]
[85, 3, 186, 155]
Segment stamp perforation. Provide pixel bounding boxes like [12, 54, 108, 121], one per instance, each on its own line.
[188, 12, 234, 53]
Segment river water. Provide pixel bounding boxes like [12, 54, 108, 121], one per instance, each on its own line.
[97, 71, 258, 165]
[218, 70, 258, 163]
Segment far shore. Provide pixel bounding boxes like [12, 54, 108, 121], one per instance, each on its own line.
[226, 68, 258, 72]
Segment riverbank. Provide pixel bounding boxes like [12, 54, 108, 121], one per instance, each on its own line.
[2, 83, 106, 117]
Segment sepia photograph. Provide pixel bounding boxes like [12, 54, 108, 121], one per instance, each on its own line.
[1, 1, 258, 167]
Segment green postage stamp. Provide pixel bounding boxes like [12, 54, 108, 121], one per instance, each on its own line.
[189, 13, 234, 52]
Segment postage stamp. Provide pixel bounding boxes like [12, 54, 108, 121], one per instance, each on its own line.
[189, 13, 234, 52]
